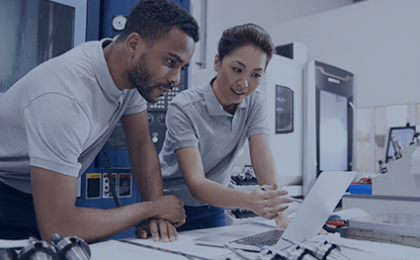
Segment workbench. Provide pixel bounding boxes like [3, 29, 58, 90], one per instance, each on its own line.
[89, 222, 420, 260]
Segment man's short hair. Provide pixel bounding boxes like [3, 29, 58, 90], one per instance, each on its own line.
[117, 0, 199, 44]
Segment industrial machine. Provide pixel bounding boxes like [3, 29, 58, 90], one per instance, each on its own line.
[373, 128, 420, 197]
[303, 60, 356, 197]
[226, 42, 309, 224]
[232, 43, 356, 199]
[0, 0, 88, 93]
[232, 42, 309, 198]
[382, 124, 417, 164]
[342, 126, 420, 216]
[97, 0, 191, 152]
[262, 43, 308, 191]
[341, 134, 420, 248]
[75, 0, 192, 239]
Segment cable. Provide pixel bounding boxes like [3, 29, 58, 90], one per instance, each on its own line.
[103, 148, 122, 207]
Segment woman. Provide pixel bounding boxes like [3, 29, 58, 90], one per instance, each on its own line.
[158, 23, 292, 233]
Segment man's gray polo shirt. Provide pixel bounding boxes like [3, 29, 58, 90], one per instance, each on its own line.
[0, 39, 146, 193]
[159, 79, 270, 206]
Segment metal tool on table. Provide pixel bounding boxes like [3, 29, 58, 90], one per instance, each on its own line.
[284, 245, 318, 260]
[275, 238, 350, 260]
[0, 248, 18, 260]
[50, 234, 90, 260]
[312, 240, 351, 260]
[17, 237, 58, 260]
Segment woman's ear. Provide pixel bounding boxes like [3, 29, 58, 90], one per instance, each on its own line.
[213, 54, 220, 72]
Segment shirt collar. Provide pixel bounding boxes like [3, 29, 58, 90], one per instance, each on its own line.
[204, 77, 247, 117]
[91, 38, 124, 103]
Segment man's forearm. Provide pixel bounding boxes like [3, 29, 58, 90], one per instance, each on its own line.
[31, 166, 157, 243]
[47, 202, 155, 243]
[129, 140, 163, 201]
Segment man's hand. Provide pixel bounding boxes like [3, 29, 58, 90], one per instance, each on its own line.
[135, 195, 186, 243]
[248, 184, 292, 219]
[135, 219, 178, 242]
[151, 195, 186, 227]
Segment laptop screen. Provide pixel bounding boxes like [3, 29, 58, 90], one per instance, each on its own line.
[273, 171, 357, 251]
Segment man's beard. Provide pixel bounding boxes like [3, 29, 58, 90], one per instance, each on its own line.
[127, 55, 165, 103]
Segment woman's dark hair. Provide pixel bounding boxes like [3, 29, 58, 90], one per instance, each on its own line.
[217, 23, 274, 66]
[117, 0, 199, 44]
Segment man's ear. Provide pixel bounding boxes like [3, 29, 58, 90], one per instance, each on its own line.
[213, 54, 220, 72]
[125, 33, 145, 57]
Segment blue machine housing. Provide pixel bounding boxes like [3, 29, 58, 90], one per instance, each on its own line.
[76, 0, 191, 240]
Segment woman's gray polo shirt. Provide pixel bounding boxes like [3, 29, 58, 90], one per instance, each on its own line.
[159, 79, 270, 206]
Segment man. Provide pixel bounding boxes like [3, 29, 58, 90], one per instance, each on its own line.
[0, 0, 199, 243]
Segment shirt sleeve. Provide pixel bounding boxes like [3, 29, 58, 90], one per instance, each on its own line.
[123, 90, 147, 115]
[247, 92, 270, 138]
[23, 93, 90, 177]
[165, 102, 199, 151]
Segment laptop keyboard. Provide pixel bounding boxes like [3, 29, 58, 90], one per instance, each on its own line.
[229, 229, 284, 247]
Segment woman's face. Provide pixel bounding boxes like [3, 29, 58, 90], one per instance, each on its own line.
[212, 45, 267, 112]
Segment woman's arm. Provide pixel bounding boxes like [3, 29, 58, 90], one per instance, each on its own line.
[249, 133, 292, 228]
[175, 146, 291, 219]
[248, 134, 279, 186]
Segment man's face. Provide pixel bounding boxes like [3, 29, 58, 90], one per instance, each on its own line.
[127, 28, 195, 103]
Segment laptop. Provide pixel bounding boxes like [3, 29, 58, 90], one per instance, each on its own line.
[193, 171, 357, 252]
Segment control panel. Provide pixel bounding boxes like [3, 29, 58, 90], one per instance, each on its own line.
[104, 0, 189, 152]
[75, 0, 191, 240]
[147, 69, 186, 151]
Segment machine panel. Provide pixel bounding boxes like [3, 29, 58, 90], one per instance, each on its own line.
[75, 0, 192, 240]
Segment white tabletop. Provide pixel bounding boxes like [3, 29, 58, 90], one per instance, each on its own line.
[89, 223, 420, 260]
